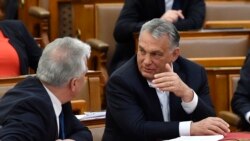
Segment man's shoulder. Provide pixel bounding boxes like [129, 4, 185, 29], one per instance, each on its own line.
[110, 56, 138, 78]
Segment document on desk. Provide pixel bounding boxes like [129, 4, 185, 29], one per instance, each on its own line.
[165, 135, 224, 141]
[75, 111, 106, 121]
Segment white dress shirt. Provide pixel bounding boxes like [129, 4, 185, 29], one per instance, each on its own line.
[165, 0, 174, 11]
[43, 84, 62, 134]
[245, 111, 250, 124]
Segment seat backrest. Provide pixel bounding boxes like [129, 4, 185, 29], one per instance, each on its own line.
[180, 35, 249, 58]
[0, 71, 103, 112]
[205, 1, 250, 21]
[0, 75, 29, 98]
[72, 71, 104, 111]
[95, 3, 123, 67]
[178, 30, 250, 67]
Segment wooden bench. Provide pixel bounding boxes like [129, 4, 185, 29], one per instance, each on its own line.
[178, 29, 250, 114]
[179, 29, 250, 67]
[0, 71, 104, 113]
[204, 1, 250, 29]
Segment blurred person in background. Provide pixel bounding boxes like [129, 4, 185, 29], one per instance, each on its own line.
[0, 0, 42, 77]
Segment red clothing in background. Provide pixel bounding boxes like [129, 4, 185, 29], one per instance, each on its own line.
[0, 31, 20, 77]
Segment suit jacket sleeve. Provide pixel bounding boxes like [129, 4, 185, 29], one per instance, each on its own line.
[173, 0, 205, 31]
[63, 102, 93, 141]
[106, 76, 180, 140]
[186, 66, 215, 121]
[232, 52, 250, 122]
[0, 97, 56, 141]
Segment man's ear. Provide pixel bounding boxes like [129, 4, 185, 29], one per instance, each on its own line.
[172, 47, 180, 62]
[69, 78, 78, 92]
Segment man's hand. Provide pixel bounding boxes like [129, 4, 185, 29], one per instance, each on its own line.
[191, 117, 230, 136]
[152, 63, 193, 102]
[161, 10, 184, 23]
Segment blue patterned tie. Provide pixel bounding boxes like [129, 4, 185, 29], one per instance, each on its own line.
[59, 111, 65, 139]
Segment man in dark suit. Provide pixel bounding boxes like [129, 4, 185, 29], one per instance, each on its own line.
[232, 50, 250, 131]
[109, 0, 206, 75]
[0, 37, 93, 141]
[103, 18, 229, 141]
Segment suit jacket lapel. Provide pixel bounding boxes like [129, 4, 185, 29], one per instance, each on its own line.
[169, 58, 186, 120]
[33, 77, 59, 139]
[140, 74, 165, 121]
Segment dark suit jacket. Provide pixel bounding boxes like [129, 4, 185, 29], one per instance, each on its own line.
[103, 56, 215, 141]
[232, 51, 250, 131]
[5, 0, 18, 19]
[0, 20, 42, 74]
[108, 0, 205, 75]
[0, 77, 92, 141]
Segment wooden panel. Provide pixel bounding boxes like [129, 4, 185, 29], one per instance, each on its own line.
[189, 57, 245, 67]
[206, 67, 241, 114]
[72, 4, 95, 41]
[179, 29, 250, 37]
[228, 74, 240, 111]
[204, 1, 250, 29]
[205, 20, 250, 29]
[49, 0, 123, 41]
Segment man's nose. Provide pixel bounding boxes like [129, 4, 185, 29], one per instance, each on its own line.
[143, 54, 152, 65]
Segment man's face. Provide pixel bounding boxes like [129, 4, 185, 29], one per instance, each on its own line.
[137, 31, 179, 80]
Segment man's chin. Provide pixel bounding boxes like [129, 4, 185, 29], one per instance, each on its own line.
[141, 71, 154, 80]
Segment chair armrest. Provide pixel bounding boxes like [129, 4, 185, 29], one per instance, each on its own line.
[28, 6, 50, 19]
[86, 39, 109, 83]
[218, 111, 241, 130]
[86, 38, 109, 52]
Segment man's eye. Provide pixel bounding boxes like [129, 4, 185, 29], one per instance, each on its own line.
[139, 49, 146, 55]
[151, 53, 162, 57]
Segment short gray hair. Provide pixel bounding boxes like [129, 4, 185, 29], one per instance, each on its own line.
[140, 18, 180, 48]
[37, 37, 91, 86]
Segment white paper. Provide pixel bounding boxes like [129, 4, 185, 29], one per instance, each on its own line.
[165, 135, 224, 141]
[75, 111, 106, 121]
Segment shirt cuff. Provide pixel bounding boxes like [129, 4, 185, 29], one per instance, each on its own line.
[179, 121, 192, 136]
[245, 111, 250, 124]
[181, 91, 198, 114]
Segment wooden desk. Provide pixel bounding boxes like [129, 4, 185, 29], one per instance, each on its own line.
[222, 132, 250, 141]
[81, 118, 105, 128]
[81, 118, 105, 141]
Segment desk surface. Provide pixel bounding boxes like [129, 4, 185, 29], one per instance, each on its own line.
[221, 132, 250, 141]
[81, 118, 105, 128]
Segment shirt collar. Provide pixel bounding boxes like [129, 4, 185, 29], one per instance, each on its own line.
[42, 84, 62, 118]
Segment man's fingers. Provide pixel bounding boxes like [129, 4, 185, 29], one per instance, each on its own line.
[165, 63, 173, 72]
[177, 10, 184, 19]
